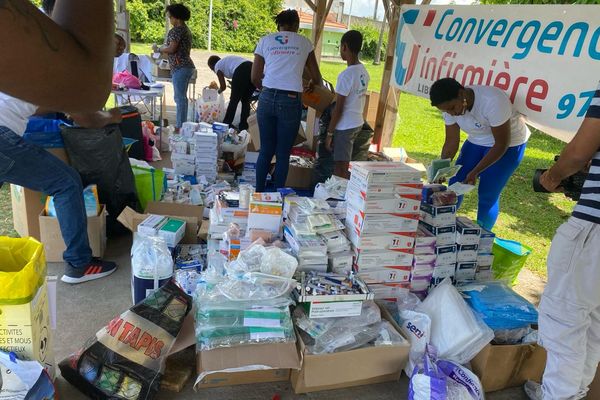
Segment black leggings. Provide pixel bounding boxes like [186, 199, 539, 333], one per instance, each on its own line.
[223, 61, 255, 131]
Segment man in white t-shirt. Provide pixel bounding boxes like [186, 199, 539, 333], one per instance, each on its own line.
[325, 30, 370, 179]
[207, 55, 254, 131]
[429, 78, 530, 230]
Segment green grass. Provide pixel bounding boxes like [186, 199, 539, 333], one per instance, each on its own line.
[319, 59, 385, 92]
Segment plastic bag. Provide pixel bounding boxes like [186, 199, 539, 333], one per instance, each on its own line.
[113, 70, 141, 89]
[131, 165, 165, 211]
[416, 279, 493, 365]
[61, 125, 139, 234]
[0, 351, 56, 399]
[399, 309, 432, 377]
[197, 92, 225, 124]
[310, 323, 383, 354]
[408, 346, 484, 400]
[492, 238, 533, 286]
[195, 301, 296, 351]
[217, 272, 296, 301]
[131, 234, 174, 304]
[459, 281, 538, 331]
[45, 184, 100, 218]
[59, 280, 192, 400]
[0, 237, 46, 305]
[228, 245, 298, 279]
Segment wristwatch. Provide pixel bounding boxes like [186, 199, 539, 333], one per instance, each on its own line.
[326, 132, 334, 137]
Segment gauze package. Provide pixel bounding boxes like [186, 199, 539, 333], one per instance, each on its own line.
[416, 279, 493, 365]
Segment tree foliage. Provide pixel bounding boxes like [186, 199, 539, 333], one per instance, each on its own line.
[128, 0, 282, 52]
[351, 23, 388, 61]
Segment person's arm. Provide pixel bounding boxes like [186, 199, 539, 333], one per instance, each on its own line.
[216, 71, 227, 94]
[325, 95, 347, 151]
[541, 117, 600, 192]
[463, 121, 511, 185]
[441, 123, 461, 160]
[156, 40, 178, 55]
[251, 54, 265, 90]
[304, 51, 323, 89]
[0, 0, 114, 113]
[70, 108, 123, 129]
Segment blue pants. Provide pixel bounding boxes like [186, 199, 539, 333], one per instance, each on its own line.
[0, 127, 92, 267]
[450, 140, 527, 230]
[255, 88, 302, 192]
[172, 67, 195, 128]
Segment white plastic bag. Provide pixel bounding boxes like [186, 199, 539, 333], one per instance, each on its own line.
[399, 309, 432, 377]
[416, 278, 493, 365]
[197, 91, 225, 123]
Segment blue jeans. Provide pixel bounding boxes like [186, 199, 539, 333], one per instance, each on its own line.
[0, 127, 92, 267]
[450, 140, 527, 230]
[255, 88, 302, 192]
[172, 67, 195, 128]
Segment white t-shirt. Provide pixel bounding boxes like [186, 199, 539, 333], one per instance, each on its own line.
[215, 56, 248, 79]
[254, 31, 314, 93]
[0, 93, 37, 136]
[335, 63, 370, 130]
[443, 85, 530, 147]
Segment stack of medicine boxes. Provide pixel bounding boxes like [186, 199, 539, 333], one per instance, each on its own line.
[455, 216, 481, 284]
[476, 227, 495, 280]
[194, 124, 219, 182]
[345, 162, 424, 299]
[419, 186, 458, 289]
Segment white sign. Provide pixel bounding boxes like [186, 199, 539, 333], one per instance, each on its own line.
[393, 5, 600, 141]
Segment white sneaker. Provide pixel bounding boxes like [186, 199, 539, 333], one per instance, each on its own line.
[524, 380, 543, 400]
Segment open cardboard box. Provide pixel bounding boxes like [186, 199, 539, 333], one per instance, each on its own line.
[302, 81, 335, 113]
[247, 114, 306, 152]
[471, 342, 547, 392]
[117, 204, 203, 244]
[194, 341, 301, 390]
[290, 304, 410, 394]
[39, 205, 107, 262]
[11, 148, 70, 240]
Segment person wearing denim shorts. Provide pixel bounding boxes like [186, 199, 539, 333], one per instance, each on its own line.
[251, 9, 322, 192]
[324, 30, 370, 179]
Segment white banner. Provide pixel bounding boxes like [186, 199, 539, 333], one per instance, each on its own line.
[393, 5, 600, 141]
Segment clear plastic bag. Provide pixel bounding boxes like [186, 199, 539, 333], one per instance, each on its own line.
[130, 234, 174, 304]
[373, 321, 409, 347]
[310, 323, 383, 354]
[217, 273, 296, 301]
[493, 327, 531, 345]
[416, 279, 493, 365]
[260, 247, 298, 278]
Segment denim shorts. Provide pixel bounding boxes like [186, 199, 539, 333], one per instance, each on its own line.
[333, 125, 362, 162]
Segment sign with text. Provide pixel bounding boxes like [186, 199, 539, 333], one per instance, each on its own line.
[393, 5, 600, 141]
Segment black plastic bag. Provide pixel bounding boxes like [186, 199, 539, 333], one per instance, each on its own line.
[61, 125, 140, 235]
[59, 280, 192, 400]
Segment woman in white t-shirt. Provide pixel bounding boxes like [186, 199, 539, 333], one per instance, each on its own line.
[430, 78, 531, 230]
[251, 9, 322, 192]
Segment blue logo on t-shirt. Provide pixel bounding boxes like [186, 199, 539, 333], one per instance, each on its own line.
[360, 74, 366, 87]
[275, 35, 289, 45]
[474, 122, 482, 129]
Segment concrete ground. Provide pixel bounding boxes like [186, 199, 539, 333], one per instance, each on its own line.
[49, 235, 536, 399]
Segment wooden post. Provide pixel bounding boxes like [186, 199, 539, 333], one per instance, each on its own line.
[372, 0, 415, 150]
[304, 0, 332, 150]
[116, 0, 130, 52]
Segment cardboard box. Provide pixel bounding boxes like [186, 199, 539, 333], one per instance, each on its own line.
[349, 162, 425, 185]
[285, 164, 313, 189]
[420, 221, 456, 246]
[348, 228, 416, 251]
[436, 245, 458, 266]
[248, 200, 282, 235]
[455, 262, 477, 282]
[247, 114, 306, 152]
[363, 91, 380, 128]
[356, 266, 412, 284]
[456, 216, 482, 245]
[195, 341, 301, 390]
[10, 148, 69, 240]
[302, 82, 335, 113]
[346, 191, 421, 214]
[457, 244, 479, 262]
[303, 301, 364, 318]
[353, 249, 414, 269]
[195, 369, 290, 389]
[347, 181, 423, 200]
[471, 343, 547, 392]
[118, 206, 201, 244]
[346, 206, 420, 235]
[291, 305, 410, 393]
[421, 204, 457, 227]
[39, 205, 106, 262]
[0, 283, 55, 377]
